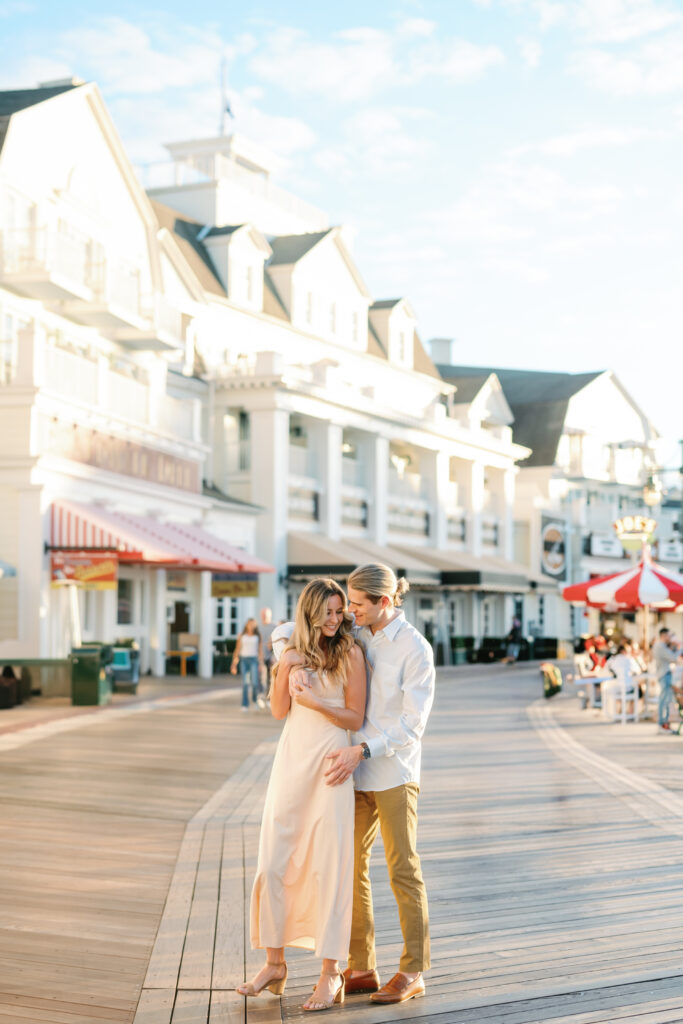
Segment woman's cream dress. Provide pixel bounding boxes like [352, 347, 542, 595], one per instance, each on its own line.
[250, 670, 354, 960]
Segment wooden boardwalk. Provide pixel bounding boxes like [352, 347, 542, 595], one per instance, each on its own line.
[5, 666, 683, 1022]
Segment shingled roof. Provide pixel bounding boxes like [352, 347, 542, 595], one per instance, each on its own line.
[151, 200, 225, 297]
[268, 230, 332, 266]
[438, 365, 603, 466]
[0, 82, 84, 156]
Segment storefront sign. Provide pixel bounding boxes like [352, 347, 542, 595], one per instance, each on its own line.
[211, 573, 259, 598]
[540, 516, 567, 580]
[42, 418, 201, 492]
[51, 552, 118, 589]
[590, 533, 623, 558]
[166, 571, 188, 592]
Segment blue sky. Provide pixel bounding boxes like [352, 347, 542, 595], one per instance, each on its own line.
[2, 0, 682, 470]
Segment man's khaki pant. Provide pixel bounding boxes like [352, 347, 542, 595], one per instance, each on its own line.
[348, 783, 430, 973]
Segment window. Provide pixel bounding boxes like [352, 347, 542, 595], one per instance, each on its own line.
[352, 311, 359, 343]
[215, 598, 239, 639]
[306, 292, 313, 325]
[117, 579, 133, 625]
[238, 411, 250, 471]
[398, 331, 406, 362]
[330, 303, 336, 334]
[246, 265, 253, 302]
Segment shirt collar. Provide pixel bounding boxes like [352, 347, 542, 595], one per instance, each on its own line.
[371, 610, 405, 642]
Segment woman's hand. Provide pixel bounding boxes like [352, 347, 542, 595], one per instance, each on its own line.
[230, 662, 238, 676]
[293, 687, 323, 712]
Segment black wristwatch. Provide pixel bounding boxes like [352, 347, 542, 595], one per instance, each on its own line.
[360, 742, 371, 760]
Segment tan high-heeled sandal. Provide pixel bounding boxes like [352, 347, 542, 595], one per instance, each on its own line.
[302, 970, 345, 1012]
[237, 960, 287, 997]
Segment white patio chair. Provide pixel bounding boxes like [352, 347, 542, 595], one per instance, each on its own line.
[602, 662, 638, 724]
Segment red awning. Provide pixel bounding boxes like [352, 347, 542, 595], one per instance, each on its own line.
[50, 500, 274, 574]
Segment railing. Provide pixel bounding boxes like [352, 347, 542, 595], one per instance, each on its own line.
[137, 155, 328, 230]
[106, 369, 149, 423]
[88, 256, 141, 317]
[44, 344, 98, 405]
[0, 225, 89, 287]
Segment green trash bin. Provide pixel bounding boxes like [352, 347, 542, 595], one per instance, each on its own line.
[71, 645, 113, 706]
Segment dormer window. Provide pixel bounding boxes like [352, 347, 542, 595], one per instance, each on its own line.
[398, 331, 406, 362]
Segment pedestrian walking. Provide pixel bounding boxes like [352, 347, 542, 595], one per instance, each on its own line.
[655, 627, 682, 733]
[502, 617, 523, 663]
[231, 619, 263, 712]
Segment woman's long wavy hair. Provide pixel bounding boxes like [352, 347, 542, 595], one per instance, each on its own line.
[284, 578, 356, 683]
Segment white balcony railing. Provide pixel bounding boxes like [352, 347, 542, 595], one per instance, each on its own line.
[88, 255, 141, 317]
[44, 344, 98, 405]
[157, 394, 194, 441]
[106, 369, 149, 423]
[0, 225, 89, 288]
[388, 468, 428, 503]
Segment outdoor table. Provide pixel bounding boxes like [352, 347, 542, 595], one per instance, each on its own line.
[573, 673, 612, 709]
[165, 649, 197, 677]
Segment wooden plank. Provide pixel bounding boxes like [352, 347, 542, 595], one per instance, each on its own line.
[131, 989, 175, 1024]
[207, 990, 243, 1024]
[171, 990, 210, 1023]
[177, 821, 224, 990]
[211, 823, 245, 991]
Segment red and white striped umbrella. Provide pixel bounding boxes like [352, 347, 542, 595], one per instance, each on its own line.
[563, 557, 683, 610]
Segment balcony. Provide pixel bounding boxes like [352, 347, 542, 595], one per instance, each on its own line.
[0, 225, 92, 302]
[64, 254, 145, 331]
[116, 297, 187, 352]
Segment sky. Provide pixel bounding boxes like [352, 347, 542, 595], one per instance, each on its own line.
[1, 0, 682, 474]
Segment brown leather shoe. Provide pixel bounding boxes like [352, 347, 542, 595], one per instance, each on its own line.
[342, 968, 380, 994]
[370, 973, 425, 1004]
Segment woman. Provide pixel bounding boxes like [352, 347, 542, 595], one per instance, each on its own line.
[231, 619, 263, 711]
[237, 579, 366, 1012]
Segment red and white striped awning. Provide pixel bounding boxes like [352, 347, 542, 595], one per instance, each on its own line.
[50, 500, 274, 574]
[563, 557, 683, 610]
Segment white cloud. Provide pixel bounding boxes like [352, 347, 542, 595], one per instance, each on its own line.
[518, 37, 542, 67]
[483, 254, 549, 282]
[313, 105, 433, 179]
[409, 38, 505, 82]
[248, 26, 395, 102]
[573, 34, 683, 94]
[396, 18, 436, 37]
[573, 0, 682, 44]
[514, 125, 643, 155]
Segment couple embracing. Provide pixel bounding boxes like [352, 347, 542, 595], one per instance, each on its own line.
[237, 563, 435, 1012]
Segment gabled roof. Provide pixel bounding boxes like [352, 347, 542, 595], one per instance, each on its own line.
[206, 223, 272, 256]
[438, 365, 605, 466]
[269, 230, 332, 266]
[412, 331, 440, 380]
[151, 199, 225, 297]
[371, 299, 402, 310]
[0, 83, 83, 117]
[0, 82, 85, 156]
[448, 374, 491, 404]
[263, 269, 289, 320]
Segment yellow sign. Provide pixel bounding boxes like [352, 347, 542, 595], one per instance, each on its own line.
[211, 576, 259, 598]
[614, 515, 657, 552]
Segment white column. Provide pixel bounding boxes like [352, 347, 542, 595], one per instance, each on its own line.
[15, 322, 44, 388]
[370, 436, 389, 545]
[150, 568, 167, 676]
[250, 406, 290, 618]
[469, 462, 485, 557]
[426, 449, 449, 551]
[501, 468, 515, 560]
[322, 422, 343, 541]
[17, 486, 43, 653]
[198, 569, 213, 679]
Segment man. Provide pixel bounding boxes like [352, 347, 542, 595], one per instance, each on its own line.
[289, 563, 435, 1005]
[258, 607, 275, 709]
[655, 627, 682, 733]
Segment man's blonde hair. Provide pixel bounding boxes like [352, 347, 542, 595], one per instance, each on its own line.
[347, 563, 409, 606]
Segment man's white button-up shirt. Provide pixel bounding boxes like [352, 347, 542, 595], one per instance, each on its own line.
[352, 611, 435, 793]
